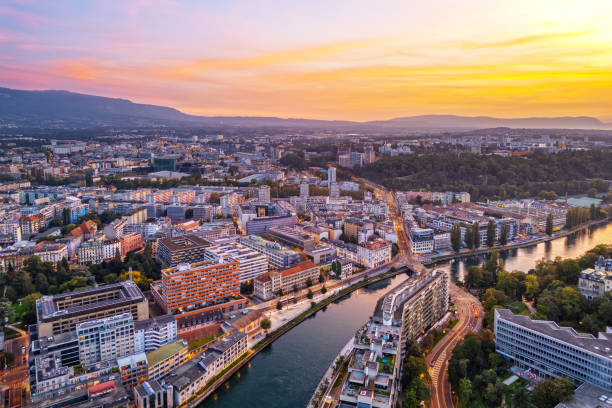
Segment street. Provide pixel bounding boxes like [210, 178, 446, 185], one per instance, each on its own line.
[426, 284, 483, 408]
[2, 324, 30, 408]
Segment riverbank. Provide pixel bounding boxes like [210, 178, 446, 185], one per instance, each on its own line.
[426, 217, 612, 265]
[307, 336, 354, 408]
[182, 266, 411, 408]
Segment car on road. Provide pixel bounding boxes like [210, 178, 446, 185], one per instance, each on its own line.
[430, 361, 435, 367]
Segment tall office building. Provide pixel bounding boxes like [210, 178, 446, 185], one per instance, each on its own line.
[258, 185, 271, 204]
[76, 313, 136, 365]
[328, 166, 336, 184]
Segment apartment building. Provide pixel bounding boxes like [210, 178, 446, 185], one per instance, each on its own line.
[343, 218, 374, 241]
[147, 340, 188, 381]
[357, 240, 392, 268]
[377, 270, 448, 341]
[20, 213, 45, 237]
[117, 352, 149, 389]
[578, 257, 612, 299]
[36, 281, 149, 337]
[134, 314, 178, 354]
[124, 207, 148, 224]
[76, 313, 136, 365]
[121, 232, 144, 257]
[409, 228, 434, 254]
[0, 219, 22, 243]
[254, 260, 319, 300]
[166, 331, 247, 406]
[238, 235, 301, 269]
[133, 380, 174, 408]
[495, 309, 612, 391]
[152, 258, 240, 313]
[34, 242, 68, 263]
[204, 240, 268, 282]
[77, 239, 121, 264]
[156, 234, 211, 267]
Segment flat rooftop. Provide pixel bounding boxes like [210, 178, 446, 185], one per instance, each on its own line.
[37, 280, 145, 322]
[146, 340, 187, 367]
[496, 309, 612, 359]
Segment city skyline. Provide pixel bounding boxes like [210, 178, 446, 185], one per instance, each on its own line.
[1, 0, 612, 121]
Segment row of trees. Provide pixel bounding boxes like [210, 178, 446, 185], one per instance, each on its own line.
[450, 219, 509, 252]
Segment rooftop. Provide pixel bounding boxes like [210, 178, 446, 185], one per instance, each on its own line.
[37, 280, 145, 322]
[496, 309, 612, 359]
[255, 260, 317, 283]
[146, 339, 187, 367]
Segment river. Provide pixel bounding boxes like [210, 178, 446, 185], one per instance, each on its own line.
[200, 222, 612, 408]
[448, 222, 612, 282]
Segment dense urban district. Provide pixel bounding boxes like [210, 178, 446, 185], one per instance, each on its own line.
[0, 126, 611, 408]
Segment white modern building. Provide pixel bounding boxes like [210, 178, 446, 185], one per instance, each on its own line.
[238, 235, 301, 269]
[76, 313, 136, 365]
[134, 314, 178, 354]
[495, 309, 612, 391]
[205, 239, 268, 282]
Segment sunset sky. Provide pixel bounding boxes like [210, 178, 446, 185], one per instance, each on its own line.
[1, 0, 612, 121]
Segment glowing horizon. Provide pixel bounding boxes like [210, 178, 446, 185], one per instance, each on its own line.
[1, 0, 612, 121]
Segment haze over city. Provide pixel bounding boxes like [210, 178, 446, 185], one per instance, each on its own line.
[1, 0, 612, 120]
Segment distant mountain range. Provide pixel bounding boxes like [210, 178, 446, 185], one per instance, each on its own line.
[0, 87, 610, 130]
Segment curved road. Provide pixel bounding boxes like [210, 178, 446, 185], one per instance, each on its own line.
[426, 284, 483, 408]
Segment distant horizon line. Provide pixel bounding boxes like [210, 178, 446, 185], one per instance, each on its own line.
[3, 84, 612, 124]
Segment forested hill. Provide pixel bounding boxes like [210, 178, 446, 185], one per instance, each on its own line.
[353, 150, 612, 201]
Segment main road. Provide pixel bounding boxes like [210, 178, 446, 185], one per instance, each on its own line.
[2, 324, 30, 408]
[426, 284, 483, 408]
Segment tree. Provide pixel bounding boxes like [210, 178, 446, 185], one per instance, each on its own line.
[318, 273, 325, 284]
[458, 378, 472, 408]
[546, 213, 554, 236]
[292, 284, 299, 294]
[208, 192, 221, 204]
[321, 285, 327, 294]
[307, 289, 313, 299]
[511, 385, 530, 408]
[486, 219, 496, 247]
[499, 221, 509, 246]
[306, 278, 313, 287]
[260, 318, 271, 333]
[525, 274, 539, 300]
[472, 222, 481, 249]
[276, 301, 283, 310]
[531, 377, 574, 408]
[451, 223, 462, 253]
[464, 226, 474, 250]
